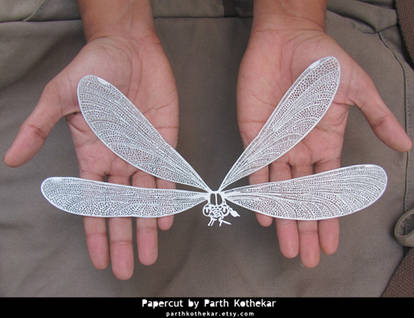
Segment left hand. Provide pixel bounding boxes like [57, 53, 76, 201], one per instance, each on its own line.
[4, 0, 179, 279]
[237, 9, 412, 267]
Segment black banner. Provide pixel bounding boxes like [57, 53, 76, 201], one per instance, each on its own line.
[0, 297, 411, 315]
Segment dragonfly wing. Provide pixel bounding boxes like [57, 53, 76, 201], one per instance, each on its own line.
[219, 57, 340, 191]
[41, 177, 208, 218]
[77, 75, 210, 192]
[223, 165, 387, 220]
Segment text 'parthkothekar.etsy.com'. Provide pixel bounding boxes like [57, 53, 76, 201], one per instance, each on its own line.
[141, 298, 277, 310]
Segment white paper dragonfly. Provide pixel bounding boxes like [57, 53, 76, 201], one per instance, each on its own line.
[41, 56, 387, 227]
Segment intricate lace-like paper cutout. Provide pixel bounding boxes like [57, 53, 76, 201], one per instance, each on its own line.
[219, 56, 340, 191]
[42, 177, 208, 217]
[41, 56, 388, 226]
[77, 75, 211, 192]
[224, 165, 386, 220]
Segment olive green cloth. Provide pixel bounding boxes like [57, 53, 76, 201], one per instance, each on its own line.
[383, 248, 414, 297]
[0, 0, 412, 296]
[396, 0, 414, 65]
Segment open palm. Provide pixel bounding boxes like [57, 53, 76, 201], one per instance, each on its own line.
[4, 33, 179, 279]
[237, 27, 411, 267]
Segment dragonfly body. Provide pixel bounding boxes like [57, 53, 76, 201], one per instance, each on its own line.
[202, 192, 240, 226]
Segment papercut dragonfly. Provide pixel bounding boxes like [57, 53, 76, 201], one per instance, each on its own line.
[41, 57, 387, 227]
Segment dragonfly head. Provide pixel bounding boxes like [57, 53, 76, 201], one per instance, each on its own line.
[203, 191, 232, 217]
[208, 191, 224, 205]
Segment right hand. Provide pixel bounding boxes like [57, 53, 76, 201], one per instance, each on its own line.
[4, 27, 179, 280]
[237, 0, 412, 267]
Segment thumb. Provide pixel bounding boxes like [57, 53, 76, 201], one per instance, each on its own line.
[350, 66, 412, 152]
[4, 81, 71, 167]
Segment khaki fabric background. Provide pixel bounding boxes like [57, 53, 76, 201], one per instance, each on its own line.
[0, 0, 412, 296]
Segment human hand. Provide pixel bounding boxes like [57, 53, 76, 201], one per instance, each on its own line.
[237, 0, 412, 267]
[4, 0, 178, 279]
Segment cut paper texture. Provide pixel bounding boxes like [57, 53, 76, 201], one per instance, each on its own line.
[41, 57, 388, 227]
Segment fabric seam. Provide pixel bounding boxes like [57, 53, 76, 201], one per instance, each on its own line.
[23, 0, 50, 22]
[378, 31, 411, 214]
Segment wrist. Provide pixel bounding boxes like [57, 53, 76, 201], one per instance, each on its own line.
[77, 0, 156, 42]
[252, 0, 327, 32]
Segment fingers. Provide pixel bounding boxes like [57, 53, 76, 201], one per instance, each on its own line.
[82, 172, 110, 271]
[132, 171, 159, 266]
[291, 162, 321, 268]
[107, 175, 134, 280]
[156, 178, 175, 230]
[317, 219, 340, 255]
[272, 150, 339, 268]
[352, 68, 412, 152]
[314, 159, 340, 256]
[82, 168, 163, 278]
[103, 171, 163, 278]
[4, 82, 67, 167]
[108, 217, 134, 280]
[270, 161, 299, 259]
[297, 220, 320, 268]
